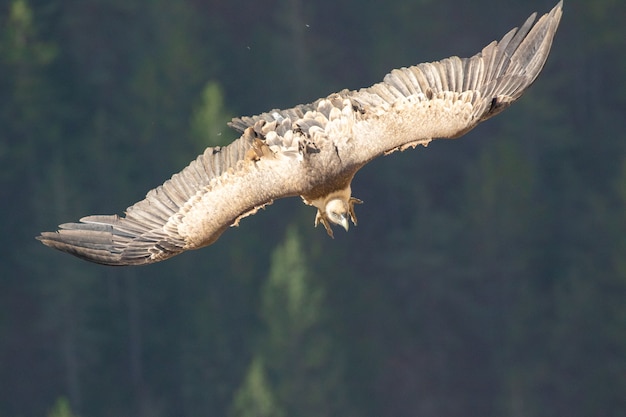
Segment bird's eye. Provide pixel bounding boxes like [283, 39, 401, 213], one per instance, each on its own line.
[330, 212, 344, 222]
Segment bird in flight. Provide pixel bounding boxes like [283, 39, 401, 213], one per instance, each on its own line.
[38, 2, 563, 266]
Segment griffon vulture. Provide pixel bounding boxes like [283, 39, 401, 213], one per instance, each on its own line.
[38, 2, 563, 266]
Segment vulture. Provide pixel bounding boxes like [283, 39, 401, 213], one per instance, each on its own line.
[38, 2, 563, 266]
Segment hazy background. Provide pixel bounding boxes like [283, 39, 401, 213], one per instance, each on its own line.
[1, 0, 625, 416]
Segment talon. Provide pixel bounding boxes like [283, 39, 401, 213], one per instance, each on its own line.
[348, 197, 363, 226]
[315, 210, 335, 238]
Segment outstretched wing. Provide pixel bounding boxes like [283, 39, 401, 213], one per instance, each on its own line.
[343, 1, 563, 160]
[38, 126, 308, 266]
[230, 2, 562, 163]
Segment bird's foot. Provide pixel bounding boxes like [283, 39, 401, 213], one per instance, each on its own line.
[348, 197, 363, 226]
[314, 210, 335, 238]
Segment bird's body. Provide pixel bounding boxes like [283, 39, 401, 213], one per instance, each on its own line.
[38, 2, 563, 266]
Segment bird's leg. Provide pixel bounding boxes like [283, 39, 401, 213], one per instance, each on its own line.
[348, 197, 363, 226]
[314, 209, 335, 238]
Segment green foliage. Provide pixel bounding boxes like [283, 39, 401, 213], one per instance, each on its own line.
[191, 81, 235, 148]
[465, 138, 536, 263]
[261, 226, 324, 337]
[231, 226, 350, 417]
[0, 0, 57, 182]
[47, 397, 78, 417]
[231, 358, 284, 417]
[0, 0, 56, 65]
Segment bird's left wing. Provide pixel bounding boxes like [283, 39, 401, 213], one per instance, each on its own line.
[341, 1, 563, 162]
[232, 2, 562, 164]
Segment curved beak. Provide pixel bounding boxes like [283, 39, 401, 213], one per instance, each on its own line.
[339, 215, 350, 232]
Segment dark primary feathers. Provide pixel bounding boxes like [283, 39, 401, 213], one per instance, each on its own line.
[38, 2, 563, 266]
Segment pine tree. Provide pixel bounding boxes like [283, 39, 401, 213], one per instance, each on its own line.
[47, 397, 79, 417]
[190, 80, 235, 149]
[231, 226, 351, 417]
[231, 357, 284, 417]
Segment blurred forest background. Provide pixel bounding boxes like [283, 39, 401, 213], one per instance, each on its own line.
[1, 0, 625, 416]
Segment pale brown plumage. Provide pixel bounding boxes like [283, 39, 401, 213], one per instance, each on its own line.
[38, 2, 563, 266]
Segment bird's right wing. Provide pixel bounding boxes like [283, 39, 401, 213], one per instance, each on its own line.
[37, 125, 309, 266]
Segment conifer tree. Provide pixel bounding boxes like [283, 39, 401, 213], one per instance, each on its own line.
[231, 226, 350, 417]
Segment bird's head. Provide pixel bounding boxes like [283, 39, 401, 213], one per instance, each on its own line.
[315, 196, 363, 238]
[325, 199, 351, 232]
